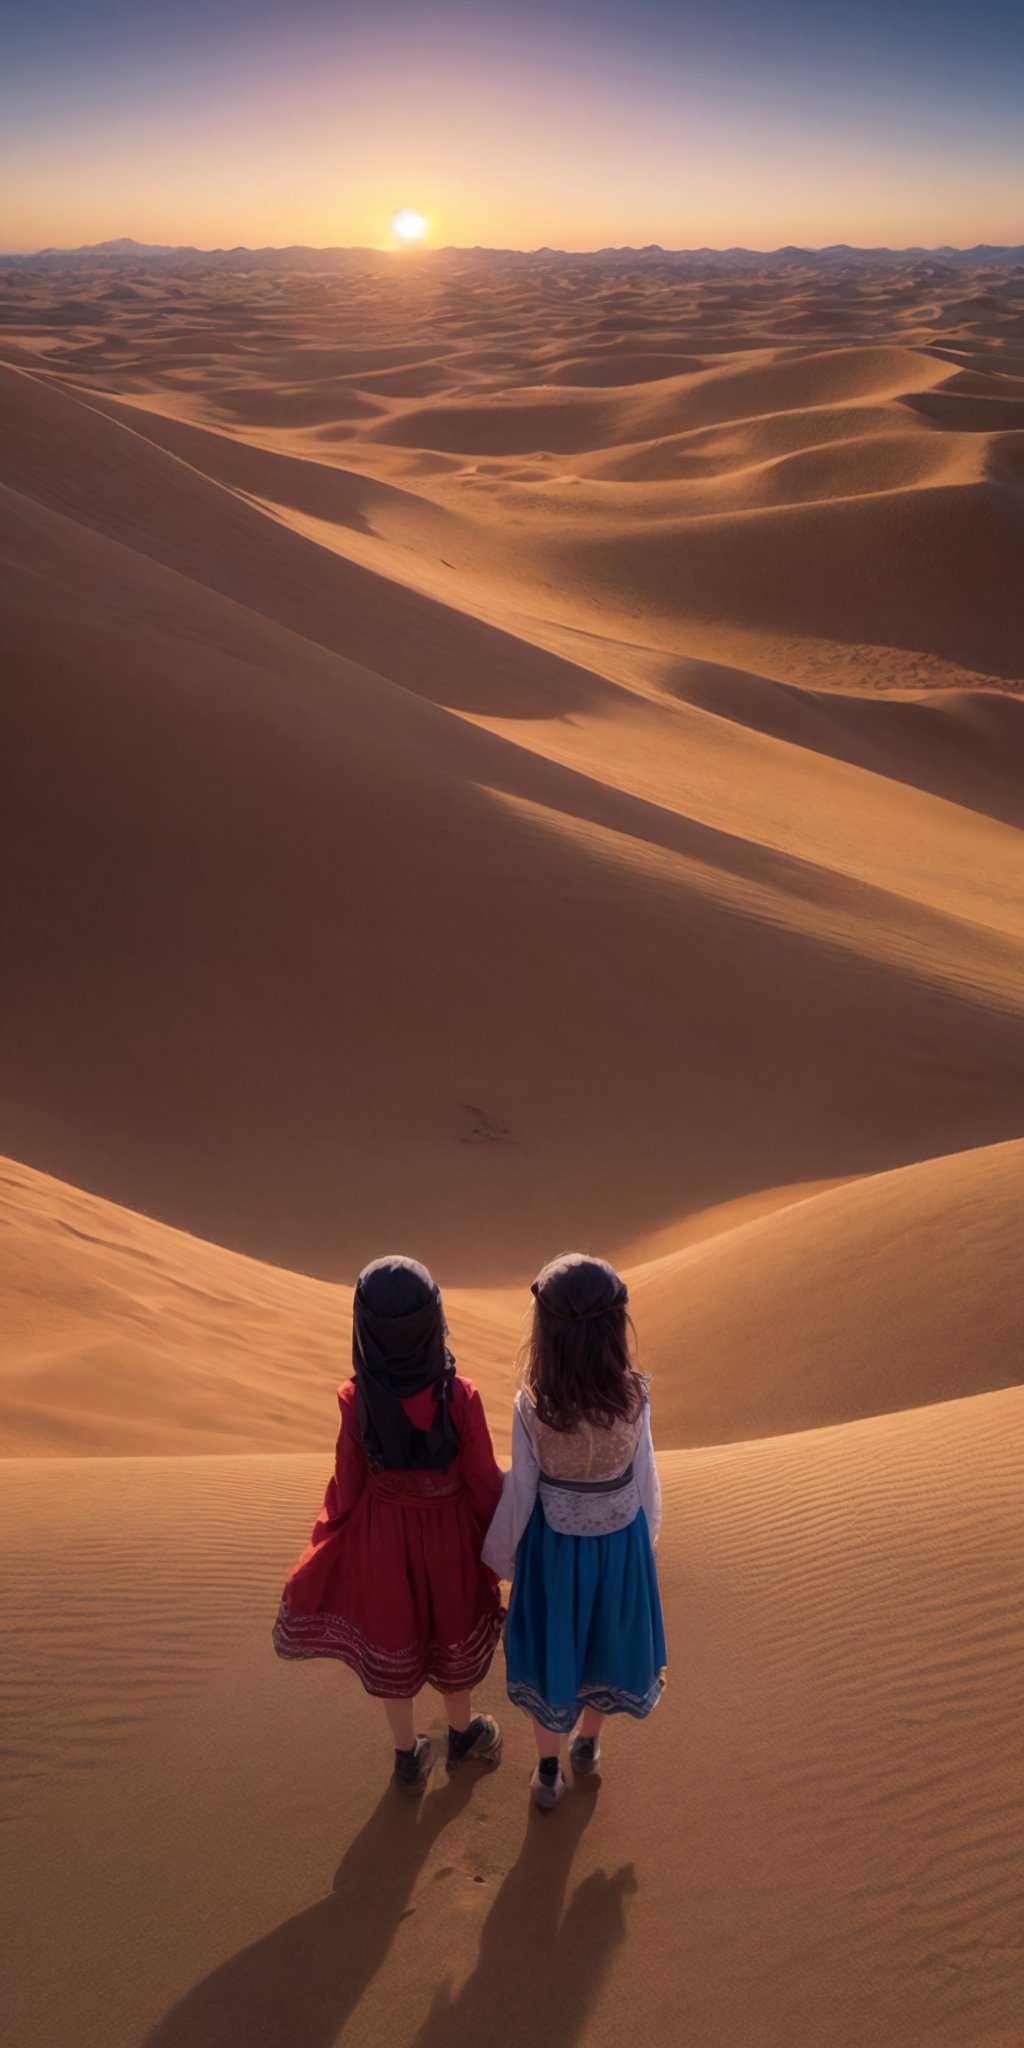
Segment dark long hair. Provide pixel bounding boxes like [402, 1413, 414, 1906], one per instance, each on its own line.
[520, 1252, 641, 1433]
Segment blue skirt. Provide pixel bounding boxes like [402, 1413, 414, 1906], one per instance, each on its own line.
[503, 1500, 667, 1733]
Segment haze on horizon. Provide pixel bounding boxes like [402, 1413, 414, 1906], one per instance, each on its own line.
[3, 0, 1023, 256]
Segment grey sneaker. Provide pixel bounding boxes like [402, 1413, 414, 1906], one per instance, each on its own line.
[447, 1715, 503, 1771]
[393, 1735, 433, 1792]
[568, 1734, 601, 1776]
[530, 1756, 566, 1809]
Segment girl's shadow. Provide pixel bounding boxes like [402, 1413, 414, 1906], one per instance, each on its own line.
[145, 1778, 634, 2048]
[144, 1772, 478, 2048]
[412, 1789, 637, 2048]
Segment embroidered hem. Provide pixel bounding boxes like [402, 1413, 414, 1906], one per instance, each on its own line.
[507, 1668, 666, 1732]
[271, 1602, 503, 1698]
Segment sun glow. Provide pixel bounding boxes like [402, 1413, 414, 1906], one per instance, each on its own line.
[390, 207, 427, 245]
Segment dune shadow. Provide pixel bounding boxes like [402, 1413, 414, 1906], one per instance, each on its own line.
[411, 1789, 637, 2048]
[142, 1771, 479, 2048]
[663, 652, 1024, 832]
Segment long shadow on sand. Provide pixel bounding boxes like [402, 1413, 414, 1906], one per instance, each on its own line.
[143, 1776, 632, 2048]
[411, 1789, 636, 2048]
[142, 1773, 477, 2048]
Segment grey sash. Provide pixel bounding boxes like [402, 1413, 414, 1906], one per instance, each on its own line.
[538, 1460, 640, 1536]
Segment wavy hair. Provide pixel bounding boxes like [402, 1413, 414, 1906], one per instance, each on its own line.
[519, 1252, 642, 1433]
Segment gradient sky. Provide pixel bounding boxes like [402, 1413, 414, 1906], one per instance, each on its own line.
[2, 0, 1023, 253]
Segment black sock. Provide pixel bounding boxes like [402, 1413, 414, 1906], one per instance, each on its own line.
[395, 1742, 417, 1758]
[539, 1754, 559, 1773]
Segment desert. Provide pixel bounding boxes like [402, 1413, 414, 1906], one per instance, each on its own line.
[2, 242, 1024, 2046]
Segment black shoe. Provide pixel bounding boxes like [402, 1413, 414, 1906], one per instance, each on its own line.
[393, 1735, 433, 1791]
[568, 1733, 601, 1775]
[446, 1715, 502, 1771]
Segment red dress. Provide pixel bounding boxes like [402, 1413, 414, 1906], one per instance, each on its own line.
[272, 1376, 505, 1697]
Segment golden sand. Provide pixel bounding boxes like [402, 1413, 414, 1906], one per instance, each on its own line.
[1, 253, 1022, 2045]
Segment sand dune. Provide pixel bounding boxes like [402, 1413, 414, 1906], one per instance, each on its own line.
[3, 332, 1024, 1274]
[631, 1137, 1024, 1440]
[5, 477, 1021, 1275]
[1, 251, 1023, 2047]
[0, 1155, 520, 1459]
[545, 482, 1024, 679]
[3, 1137, 1023, 1458]
[0, 1388, 1020, 2046]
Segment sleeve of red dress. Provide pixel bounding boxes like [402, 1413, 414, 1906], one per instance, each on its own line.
[308, 1387, 367, 1547]
[460, 1387, 504, 1536]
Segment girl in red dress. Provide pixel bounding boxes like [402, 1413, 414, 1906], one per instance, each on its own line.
[272, 1254, 504, 1790]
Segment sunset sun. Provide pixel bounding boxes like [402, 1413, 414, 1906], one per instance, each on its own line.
[390, 206, 427, 245]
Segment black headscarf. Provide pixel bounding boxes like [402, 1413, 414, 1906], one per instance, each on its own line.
[352, 1254, 460, 1473]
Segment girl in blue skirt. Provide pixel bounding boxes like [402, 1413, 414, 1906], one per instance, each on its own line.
[484, 1252, 666, 1808]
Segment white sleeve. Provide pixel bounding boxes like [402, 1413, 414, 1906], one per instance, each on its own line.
[482, 1401, 540, 1580]
[635, 1401, 662, 1546]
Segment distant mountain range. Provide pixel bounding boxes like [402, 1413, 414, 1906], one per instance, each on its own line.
[4, 235, 1024, 275]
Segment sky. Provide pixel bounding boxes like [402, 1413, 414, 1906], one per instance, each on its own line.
[2, 0, 1023, 253]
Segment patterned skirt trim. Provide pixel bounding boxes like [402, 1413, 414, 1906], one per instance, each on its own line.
[271, 1601, 503, 1699]
[507, 1669, 666, 1733]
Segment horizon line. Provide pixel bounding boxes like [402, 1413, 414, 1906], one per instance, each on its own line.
[5, 234, 1024, 262]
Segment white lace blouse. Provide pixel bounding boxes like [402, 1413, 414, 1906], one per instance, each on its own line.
[482, 1385, 662, 1579]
